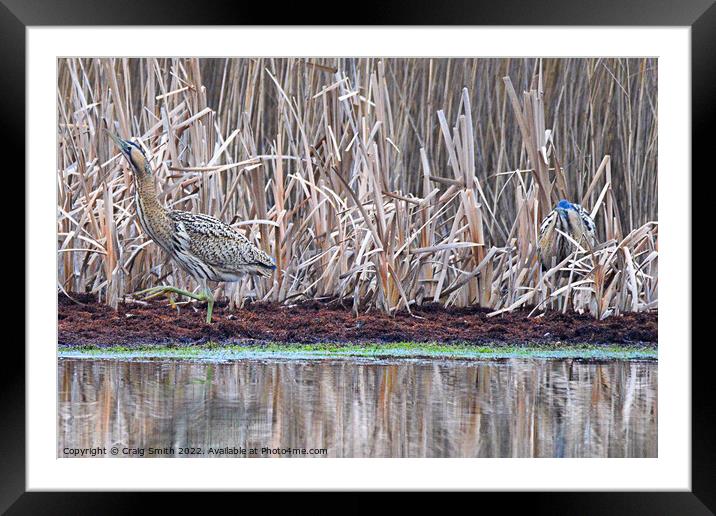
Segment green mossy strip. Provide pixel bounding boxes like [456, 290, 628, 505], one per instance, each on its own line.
[58, 341, 657, 361]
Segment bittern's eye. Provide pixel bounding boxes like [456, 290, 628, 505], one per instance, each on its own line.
[128, 141, 146, 157]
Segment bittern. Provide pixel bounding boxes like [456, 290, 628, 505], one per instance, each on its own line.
[109, 133, 276, 323]
[538, 199, 596, 269]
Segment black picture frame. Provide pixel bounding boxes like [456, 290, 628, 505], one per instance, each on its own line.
[5, 0, 710, 511]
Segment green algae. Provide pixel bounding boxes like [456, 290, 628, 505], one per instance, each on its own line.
[58, 341, 657, 362]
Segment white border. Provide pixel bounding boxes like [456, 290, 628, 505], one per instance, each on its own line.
[29, 27, 690, 490]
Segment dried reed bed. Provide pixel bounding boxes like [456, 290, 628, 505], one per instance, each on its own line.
[57, 58, 657, 318]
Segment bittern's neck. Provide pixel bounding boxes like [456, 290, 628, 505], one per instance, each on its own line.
[133, 171, 167, 217]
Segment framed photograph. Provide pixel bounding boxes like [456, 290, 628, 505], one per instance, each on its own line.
[7, 0, 711, 511]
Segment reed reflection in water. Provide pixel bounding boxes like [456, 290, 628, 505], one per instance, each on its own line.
[58, 358, 656, 458]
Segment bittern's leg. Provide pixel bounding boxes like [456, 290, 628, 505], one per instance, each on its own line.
[201, 280, 215, 324]
[134, 285, 207, 303]
[132, 284, 216, 323]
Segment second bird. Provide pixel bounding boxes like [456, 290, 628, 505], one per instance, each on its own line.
[109, 133, 276, 323]
[538, 199, 597, 269]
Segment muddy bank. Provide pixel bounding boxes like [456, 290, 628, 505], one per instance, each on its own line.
[57, 293, 657, 348]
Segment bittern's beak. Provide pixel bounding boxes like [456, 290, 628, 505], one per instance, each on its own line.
[106, 130, 130, 153]
[555, 206, 569, 224]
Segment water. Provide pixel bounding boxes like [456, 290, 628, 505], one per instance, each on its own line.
[58, 358, 657, 458]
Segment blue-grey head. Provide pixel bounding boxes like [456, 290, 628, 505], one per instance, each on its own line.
[107, 132, 151, 175]
[554, 199, 576, 225]
[555, 199, 574, 212]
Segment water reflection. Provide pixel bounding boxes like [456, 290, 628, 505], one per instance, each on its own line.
[58, 358, 657, 458]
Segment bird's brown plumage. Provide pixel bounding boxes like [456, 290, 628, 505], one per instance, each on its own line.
[111, 133, 275, 284]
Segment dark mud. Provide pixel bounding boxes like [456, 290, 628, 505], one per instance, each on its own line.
[57, 293, 658, 348]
